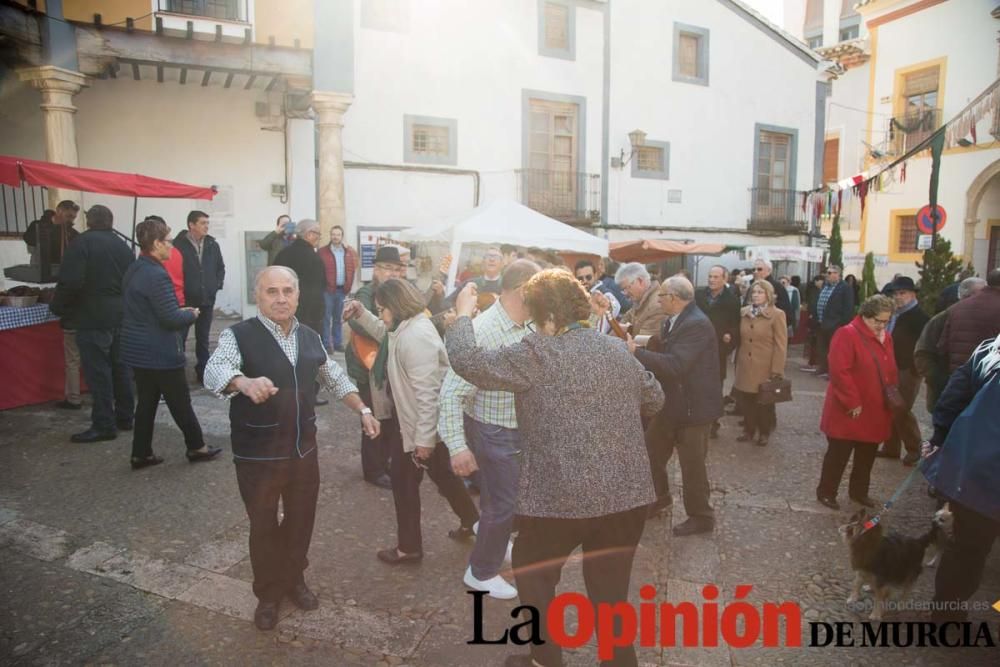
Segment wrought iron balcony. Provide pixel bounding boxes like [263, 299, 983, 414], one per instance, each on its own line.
[515, 169, 601, 226]
[158, 0, 249, 22]
[747, 188, 808, 233]
[888, 108, 942, 155]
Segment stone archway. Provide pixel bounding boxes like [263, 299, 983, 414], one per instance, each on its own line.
[964, 157, 1000, 266]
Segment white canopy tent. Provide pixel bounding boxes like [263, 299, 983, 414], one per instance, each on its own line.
[398, 199, 609, 288]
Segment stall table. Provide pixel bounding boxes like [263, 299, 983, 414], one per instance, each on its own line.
[0, 304, 71, 410]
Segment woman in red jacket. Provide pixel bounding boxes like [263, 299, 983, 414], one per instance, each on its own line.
[816, 295, 897, 510]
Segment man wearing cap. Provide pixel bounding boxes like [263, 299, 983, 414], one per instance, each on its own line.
[877, 276, 929, 465]
[345, 246, 406, 488]
[50, 205, 136, 442]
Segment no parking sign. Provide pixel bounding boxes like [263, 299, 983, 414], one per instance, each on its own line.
[916, 204, 947, 234]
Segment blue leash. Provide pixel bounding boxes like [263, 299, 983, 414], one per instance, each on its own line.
[861, 457, 928, 533]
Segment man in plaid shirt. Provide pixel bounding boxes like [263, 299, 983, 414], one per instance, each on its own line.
[438, 259, 540, 600]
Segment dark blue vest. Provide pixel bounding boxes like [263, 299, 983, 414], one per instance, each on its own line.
[229, 318, 327, 461]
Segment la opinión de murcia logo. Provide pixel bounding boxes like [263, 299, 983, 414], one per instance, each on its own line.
[468, 585, 999, 657]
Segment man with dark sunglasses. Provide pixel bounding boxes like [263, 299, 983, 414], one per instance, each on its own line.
[809, 265, 855, 378]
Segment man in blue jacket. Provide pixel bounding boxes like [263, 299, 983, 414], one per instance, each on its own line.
[810, 265, 855, 377]
[49, 205, 135, 443]
[175, 210, 225, 384]
[631, 275, 722, 536]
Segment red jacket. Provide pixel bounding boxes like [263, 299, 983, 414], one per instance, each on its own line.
[820, 316, 898, 444]
[163, 246, 185, 306]
[317, 243, 358, 293]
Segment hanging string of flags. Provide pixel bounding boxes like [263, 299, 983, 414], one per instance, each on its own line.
[805, 77, 1000, 225]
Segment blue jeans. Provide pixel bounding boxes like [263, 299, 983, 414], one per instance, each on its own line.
[322, 289, 346, 350]
[76, 328, 134, 432]
[466, 416, 521, 580]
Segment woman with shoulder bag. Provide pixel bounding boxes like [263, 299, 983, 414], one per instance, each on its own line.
[732, 280, 788, 446]
[815, 294, 898, 510]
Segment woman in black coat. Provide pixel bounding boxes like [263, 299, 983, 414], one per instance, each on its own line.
[121, 219, 221, 469]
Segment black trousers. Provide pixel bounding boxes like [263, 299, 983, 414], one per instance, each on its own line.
[816, 437, 878, 500]
[388, 422, 479, 554]
[933, 500, 1000, 621]
[235, 453, 320, 603]
[817, 327, 835, 373]
[733, 389, 776, 436]
[358, 384, 392, 482]
[184, 305, 214, 379]
[76, 328, 134, 433]
[512, 506, 647, 667]
[131, 367, 205, 459]
[645, 414, 713, 520]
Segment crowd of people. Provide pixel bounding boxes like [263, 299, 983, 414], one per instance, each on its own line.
[32, 205, 1000, 664]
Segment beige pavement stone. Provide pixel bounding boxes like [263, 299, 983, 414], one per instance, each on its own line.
[0, 518, 71, 561]
[98, 551, 209, 600]
[65, 540, 123, 572]
[176, 570, 259, 622]
[184, 526, 249, 573]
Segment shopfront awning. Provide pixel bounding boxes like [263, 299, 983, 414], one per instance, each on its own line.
[609, 239, 726, 263]
[0, 155, 216, 200]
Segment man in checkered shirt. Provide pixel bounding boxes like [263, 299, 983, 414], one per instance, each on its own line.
[438, 259, 540, 600]
[204, 266, 380, 632]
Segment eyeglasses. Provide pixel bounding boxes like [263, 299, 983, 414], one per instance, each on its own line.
[754, 267, 766, 272]
[868, 317, 891, 327]
[577, 274, 594, 282]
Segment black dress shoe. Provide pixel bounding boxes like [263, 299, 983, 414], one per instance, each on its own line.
[287, 582, 319, 611]
[755, 434, 770, 447]
[376, 547, 423, 565]
[816, 494, 840, 510]
[902, 452, 920, 466]
[55, 400, 82, 410]
[850, 496, 878, 508]
[710, 421, 721, 439]
[186, 446, 223, 463]
[70, 428, 117, 443]
[365, 473, 392, 490]
[117, 420, 134, 431]
[672, 518, 714, 537]
[130, 455, 164, 470]
[254, 600, 280, 631]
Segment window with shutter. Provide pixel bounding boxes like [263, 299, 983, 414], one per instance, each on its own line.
[403, 115, 457, 165]
[893, 64, 942, 152]
[412, 125, 449, 157]
[823, 137, 839, 183]
[544, 2, 568, 50]
[678, 34, 699, 78]
[896, 215, 919, 254]
[672, 23, 709, 85]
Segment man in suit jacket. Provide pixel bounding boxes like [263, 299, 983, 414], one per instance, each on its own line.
[175, 210, 226, 384]
[747, 259, 793, 324]
[632, 276, 722, 536]
[810, 265, 855, 375]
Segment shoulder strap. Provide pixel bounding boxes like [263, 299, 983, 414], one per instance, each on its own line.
[851, 323, 888, 391]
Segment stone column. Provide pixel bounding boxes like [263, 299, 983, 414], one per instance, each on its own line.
[18, 65, 89, 210]
[964, 218, 979, 265]
[311, 91, 353, 241]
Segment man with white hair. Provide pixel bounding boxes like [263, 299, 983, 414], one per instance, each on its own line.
[615, 262, 665, 336]
[629, 276, 722, 535]
[749, 258, 794, 325]
[205, 266, 381, 631]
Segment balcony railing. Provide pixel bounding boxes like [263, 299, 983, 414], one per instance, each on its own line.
[158, 0, 249, 22]
[888, 108, 942, 155]
[515, 169, 601, 226]
[747, 188, 808, 233]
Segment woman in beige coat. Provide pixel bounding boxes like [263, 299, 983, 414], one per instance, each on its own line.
[733, 280, 788, 446]
[344, 279, 478, 564]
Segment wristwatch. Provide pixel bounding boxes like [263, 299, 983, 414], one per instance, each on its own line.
[359, 407, 373, 417]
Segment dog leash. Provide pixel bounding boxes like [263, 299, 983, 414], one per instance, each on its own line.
[860, 457, 929, 534]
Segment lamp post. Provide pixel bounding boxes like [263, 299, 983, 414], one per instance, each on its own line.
[616, 129, 647, 168]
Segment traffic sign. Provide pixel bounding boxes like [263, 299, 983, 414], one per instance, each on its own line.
[916, 204, 947, 235]
[917, 234, 934, 250]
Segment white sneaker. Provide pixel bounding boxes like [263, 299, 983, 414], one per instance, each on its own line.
[464, 566, 518, 600]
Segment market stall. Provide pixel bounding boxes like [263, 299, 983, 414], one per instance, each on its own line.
[609, 239, 726, 264]
[0, 155, 214, 410]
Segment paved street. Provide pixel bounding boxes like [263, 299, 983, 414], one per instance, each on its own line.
[1, 317, 998, 666]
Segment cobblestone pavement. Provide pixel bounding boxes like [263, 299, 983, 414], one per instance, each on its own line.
[2, 317, 998, 665]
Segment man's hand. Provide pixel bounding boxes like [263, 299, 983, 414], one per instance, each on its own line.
[590, 291, 610, 318]
[236, 376, 278, 404]
[722, 333, 732, 344]
[450, 449, 479, 477]
[920, 440, 939, 459]
[181, 307, 200, 316]
[361, 413, 381, 438]
[455, 283, 478, 318]
[430, 279, 445, 297]
[626, 333, 637, 355]
[342, 299, 364, 320]
[848, 406, 862, 419]
[277, 218, 289, 233]
[414, 445, 434, 461]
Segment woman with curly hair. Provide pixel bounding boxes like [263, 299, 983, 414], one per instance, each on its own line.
[446, 269, 664, 667]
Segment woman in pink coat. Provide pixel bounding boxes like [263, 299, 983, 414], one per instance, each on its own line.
[816, 295, 897, 510]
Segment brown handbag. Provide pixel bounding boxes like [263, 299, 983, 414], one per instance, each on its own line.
[757, 377, 792, 405]
[855, 326, 908, 415]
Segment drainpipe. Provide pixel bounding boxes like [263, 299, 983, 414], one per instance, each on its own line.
[343, 161, 480, 207]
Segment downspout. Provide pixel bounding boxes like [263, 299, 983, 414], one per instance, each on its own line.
[343, 161, 480, 207]
[599, 0, 611, 237]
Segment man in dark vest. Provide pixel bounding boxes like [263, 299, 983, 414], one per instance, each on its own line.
[204, 266, 380, 631]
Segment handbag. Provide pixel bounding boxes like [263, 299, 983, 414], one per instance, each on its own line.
[757, 376, 792, 405]
[855, 325, 908, 415]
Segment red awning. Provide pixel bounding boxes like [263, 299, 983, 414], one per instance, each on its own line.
[0, 155, 215, 200]
[610, 239, 726, 263]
